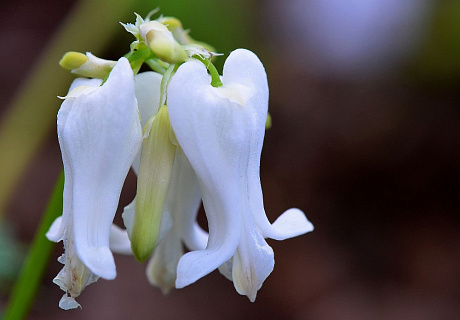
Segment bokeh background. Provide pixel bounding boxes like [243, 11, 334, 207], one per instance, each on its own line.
[1, 0, 459, 319]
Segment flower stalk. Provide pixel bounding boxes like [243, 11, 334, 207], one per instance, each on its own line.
[4, 171, 64, 320]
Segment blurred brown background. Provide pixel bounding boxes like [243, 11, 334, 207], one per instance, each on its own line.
[1, 0, 459, 319]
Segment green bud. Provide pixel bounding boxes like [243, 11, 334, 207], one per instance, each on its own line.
[131, 106, 176, 262]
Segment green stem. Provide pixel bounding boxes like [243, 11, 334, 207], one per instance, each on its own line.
[4, 171, 64, 320]
[124, 42, 152, 75]
[145, 58, 169, 74]
[193, 56, 223, 87]
[159, 63, 179, 108]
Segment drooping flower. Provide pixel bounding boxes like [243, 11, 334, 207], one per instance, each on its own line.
[46, 57, 142, 308]
[167, 49, 314, 301]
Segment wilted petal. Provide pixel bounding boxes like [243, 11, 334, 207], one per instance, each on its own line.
[52, 225, 99, 310]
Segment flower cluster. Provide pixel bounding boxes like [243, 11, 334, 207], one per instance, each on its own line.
[47, 12, 313, 309]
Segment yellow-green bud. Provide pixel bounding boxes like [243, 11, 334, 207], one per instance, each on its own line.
[159, 16, 216, 54]
[130, 106, 176, 262]
[160, 17, 183, 31]
[59, 52, 116, 79]
[139, 21, 187, 63]
[59, 52, 88, 70]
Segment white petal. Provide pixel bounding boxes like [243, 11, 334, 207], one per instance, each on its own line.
[222, 49, 269, 117]
[166, 150, 206, 251]
[132, 72, 162, 175]
[109, 224, 132, 255]
[169, 60, 251, 288]
[223, 51, 315, 240]
[135, 71, 162, 128]
[68, 77, 102, 92]
[46, 216, 63, 242]
[251, 182, 314, 240]
[270, 208, 314, 238]
[218, 258, 233, 281]
[146, 230, 183, 294]
[121, 197, 136, 239]
[51, 77, 102, 243]
[232, 226, 274, 302]
[60, 57, 142, 279]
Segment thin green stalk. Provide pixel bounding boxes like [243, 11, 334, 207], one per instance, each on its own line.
[159, 64, 179, 108]
[4, 171, 64, 320]
[193, 56, 223, 87]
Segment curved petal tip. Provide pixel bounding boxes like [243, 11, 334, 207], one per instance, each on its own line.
[271, 208, 314, 240]
[46, 216, 63, 242]
[79, 247, 116, 280]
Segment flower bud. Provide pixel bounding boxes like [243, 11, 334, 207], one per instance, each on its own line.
[130, 105, 176, 262]
[139, 21, 187, 63]
[159, 16, 217, 54]
[59, 52, 116, 79]
[59, 52, 88, 70]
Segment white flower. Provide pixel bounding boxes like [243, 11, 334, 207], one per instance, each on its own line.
[46, 57, 142, 309]
[167, 49, 314, 301]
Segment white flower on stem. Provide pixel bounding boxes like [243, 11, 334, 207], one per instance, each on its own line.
[167, 49, 314, 301]
[46, 57, 142, 309]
